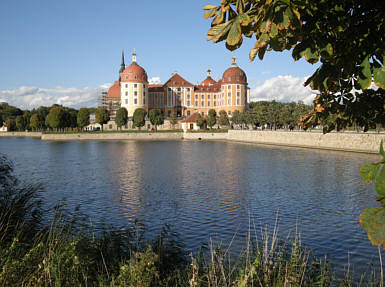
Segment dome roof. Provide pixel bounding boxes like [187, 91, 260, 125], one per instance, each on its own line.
[201, 76, 217, 86]
[222, 67, 247, 84]
[221, 57, 247, 84]
[121, 62, 148, 83]
[107, 81, 121, 99]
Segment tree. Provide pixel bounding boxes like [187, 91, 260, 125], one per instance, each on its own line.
[5, 118, 16, 131]
[195, 113, 205, 129]
[95, 107, 110, 131]
[15, 115, 26, 131]
[169, 111, 178, 129]
[231, 110, 241, 128]
[29, 114, 44, 131]
[148, 109, 164, 131]
[133, 108, 146, 129]
[204, 1, 385, 132]
[206, 109, 217, 129]
[218, 110, 229, 127]
[115, 108, 128, 130]
[77, 108, 90, 130]
[46, 107, 65, 131]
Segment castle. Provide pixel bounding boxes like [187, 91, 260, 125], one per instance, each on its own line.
[102, 51, 250, 128]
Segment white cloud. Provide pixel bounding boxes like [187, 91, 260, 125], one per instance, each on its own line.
[0, 84, 111, 109]
[251, 75, 317, 104]
[148, 77, 161, 84]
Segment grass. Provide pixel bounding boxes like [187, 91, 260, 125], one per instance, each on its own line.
[0, 154, 382, 287]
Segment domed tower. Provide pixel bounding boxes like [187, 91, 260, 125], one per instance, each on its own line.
[221, 57, 248, 114]
[120, 51, 148, 117]
[201, 69, 217, 86]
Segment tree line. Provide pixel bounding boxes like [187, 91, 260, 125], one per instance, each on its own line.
[0, 103, 109, 132]
[194, 101, 314, 130]
[0, 101, 316, 132]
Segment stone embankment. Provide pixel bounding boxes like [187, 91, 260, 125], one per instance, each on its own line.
[1, 130, 384, 154]
[41, 132, 183, 141]
[0, 131, 42, 138]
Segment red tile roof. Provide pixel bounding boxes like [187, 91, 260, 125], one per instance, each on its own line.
[107, 81, 121, 99]
[121, 62, 148, 83]
[164, 73, 194, 87]
[182, 113, 205, 123]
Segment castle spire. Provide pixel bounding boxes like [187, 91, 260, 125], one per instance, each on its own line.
[119, 49, 125, 76]
[207, 69, 212, 78]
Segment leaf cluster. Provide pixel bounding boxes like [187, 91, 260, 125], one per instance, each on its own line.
[205, 0, 385, 132]
[360, 141, 385, 248]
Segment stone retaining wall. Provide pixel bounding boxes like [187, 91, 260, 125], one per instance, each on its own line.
[0, 132, 42, 138]
[2, 130, 383, 154]
[41, 132, 183, 141]
[227, 130, 384, 154]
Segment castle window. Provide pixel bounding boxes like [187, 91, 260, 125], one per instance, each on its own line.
[201, 101, 204, 106]
[125, 76, 128, 80]
[187, 101, 190, 106]
[237, 85, 240, 89]
[178, 88, 181, 91]
[228, 111, 231, 115]
[202, 112, 205, 116]
[195, 95, 198, 99]
[214, 101, 216, 106]
[125, 91, 128, 96]
[134, 84, 137, 88]
[134, 99, 137, 105]
[134, 91, 137, 96]
[214, 95, 216, 99]
[125, 99, 128, 104]
[134, 75, 137, 80]
[201, 95, 204, 99]
[187, 88, 190, 91]
[208, 95, 210, 99]
[125, 84, 128, 88]
[237, 99, 240, 105]
[195, 101, 198, 106]
[187, 110, 191, 116]
[228, 85, 231, 89]
[208, 101, 210, 106]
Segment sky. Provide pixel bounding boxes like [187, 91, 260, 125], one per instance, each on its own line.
[0, 0, 320, 109]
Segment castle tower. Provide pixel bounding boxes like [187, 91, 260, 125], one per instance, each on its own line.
[120, 51, 148, 117]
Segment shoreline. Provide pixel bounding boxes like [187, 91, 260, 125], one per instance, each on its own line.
[0, 130, 384, 154]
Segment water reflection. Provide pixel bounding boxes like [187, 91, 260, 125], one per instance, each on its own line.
[0, 137, 381, 275]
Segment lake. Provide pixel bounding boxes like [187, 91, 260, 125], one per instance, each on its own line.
[0, 137, 381, 275]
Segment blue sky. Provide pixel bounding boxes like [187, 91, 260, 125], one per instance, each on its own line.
[0, 0, 319, 108]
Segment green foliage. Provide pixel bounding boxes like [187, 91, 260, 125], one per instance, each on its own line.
[360, 141, 385, 248]
[5, 118, 16, 131]
[218, 110, 229, 126]
[77, 108, 90, 129]
[195, 113, 205, 129]
[115, 107, 128, 129]
[148, 109, 164, 130]
[117, 246, 159, 287]
[15, 115, 26, 131]
[231, 110, 241, 126]
[95, 107, 109, 131]
[206, 109, 217, 129]
[205, 0, 385, 132]
[29, 114, 44, 131]
[46, 107, 66, 130]
[169, 110, 178, 128]
[133, 108, 146, 129]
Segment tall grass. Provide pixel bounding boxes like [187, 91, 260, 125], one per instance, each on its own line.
[0, 154, 382, 286]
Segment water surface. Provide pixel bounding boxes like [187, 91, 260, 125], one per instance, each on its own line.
[0, 137, 381, 274]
